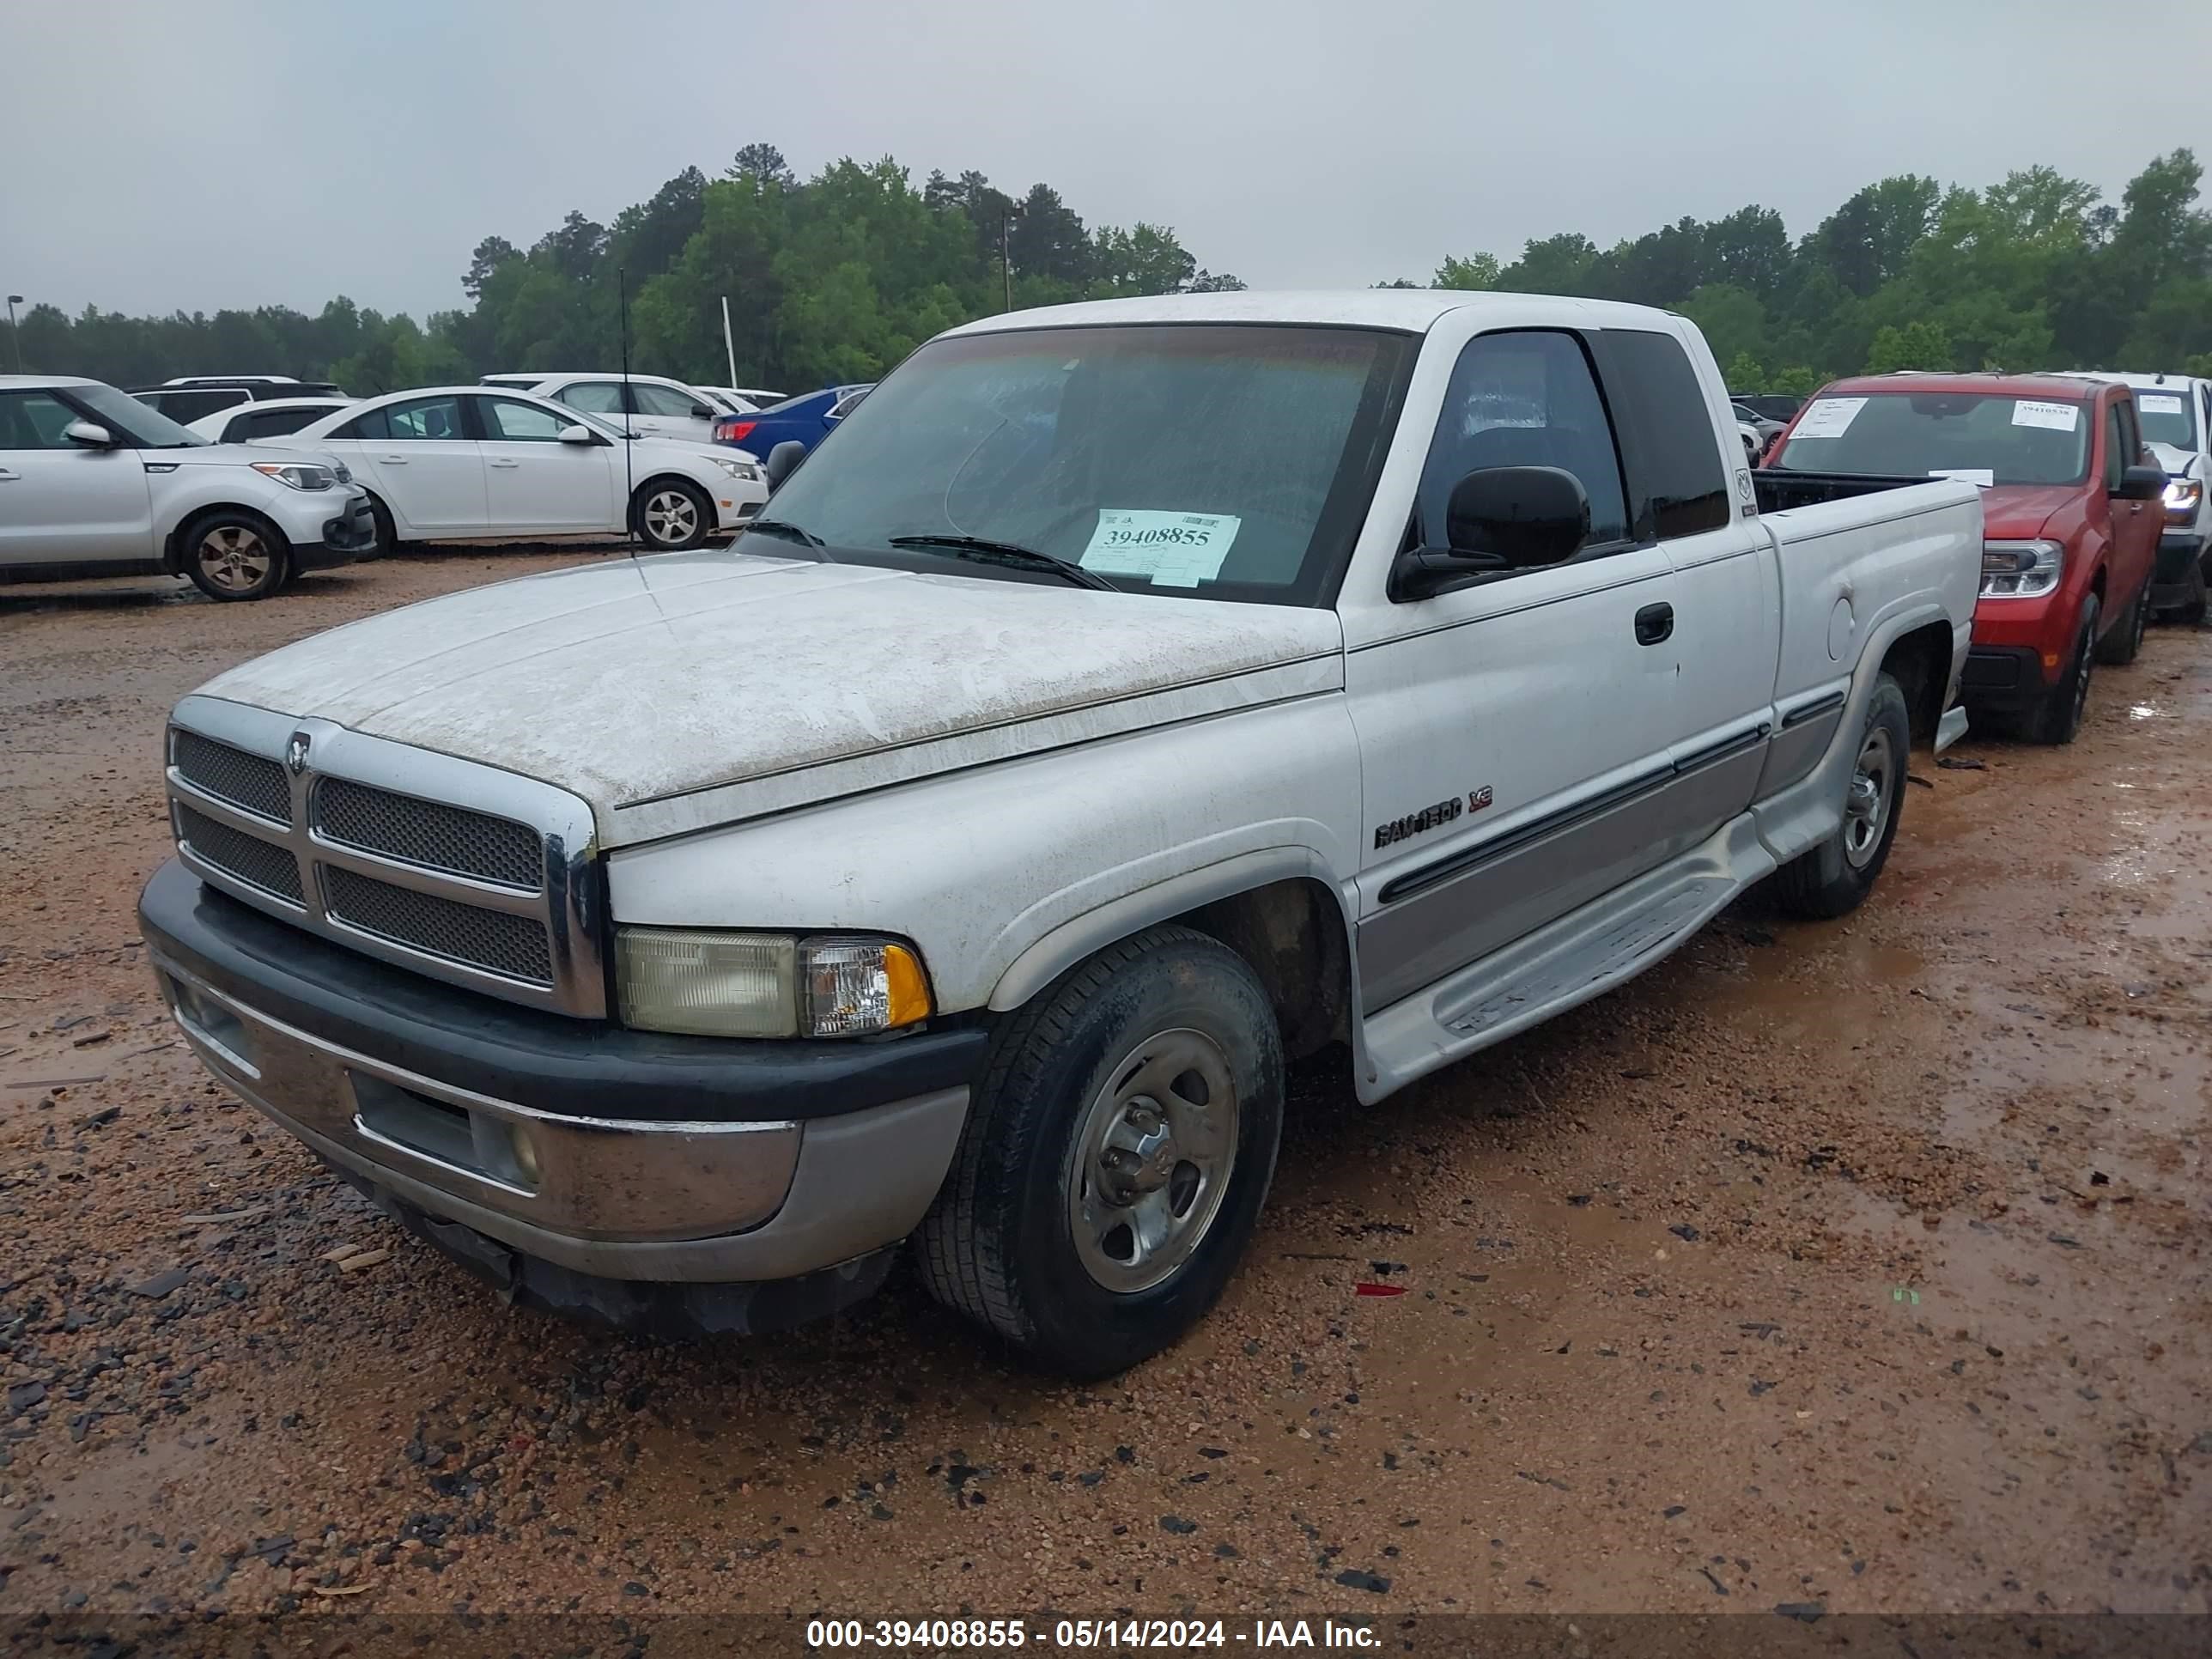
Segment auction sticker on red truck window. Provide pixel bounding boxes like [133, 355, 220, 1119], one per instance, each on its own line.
[2010, 399, 2080, 432]
[1791, 397, 1868, 439]
[1081, 509, 1240, 587]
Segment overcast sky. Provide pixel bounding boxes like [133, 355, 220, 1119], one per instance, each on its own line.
[6, 0, 2208, 320]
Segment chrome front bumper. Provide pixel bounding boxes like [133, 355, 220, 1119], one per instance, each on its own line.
[152, 951, 969, 1284]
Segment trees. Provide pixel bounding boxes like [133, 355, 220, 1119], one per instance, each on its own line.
[6, 147, 2207, 397]
[1403, 152, 2209, 386]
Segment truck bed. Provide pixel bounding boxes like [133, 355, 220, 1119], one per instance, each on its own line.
[1752, 470, 1939, 514]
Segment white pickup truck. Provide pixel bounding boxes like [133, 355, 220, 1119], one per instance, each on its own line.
[137, 292, 1982, 1376]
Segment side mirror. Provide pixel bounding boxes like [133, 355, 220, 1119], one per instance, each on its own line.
[64, 420, 114, 449]
[1392, 465, 1589, 599]
[2116, 463, 2166, 501]
[556, 423, 596, 445]
[688, 403, 714, 421]
[763, 440, 807, 489]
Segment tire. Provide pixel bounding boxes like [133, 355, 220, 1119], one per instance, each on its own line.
[2096, 578, 2148, 665]
[631, 478, 713, 551]
[915, 925, 1285, 1378]
[2027, 595, 2099, 745]
[179, 509, 292, 602]
[365, 494, 398, 559]
[1770, 673, 1911, 921]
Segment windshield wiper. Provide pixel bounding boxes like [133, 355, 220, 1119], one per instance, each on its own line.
[741, 518, 826, 548]
[887, 533, 1118, 592]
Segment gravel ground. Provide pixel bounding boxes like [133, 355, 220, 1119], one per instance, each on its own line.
[1, 550, 2208, 1626]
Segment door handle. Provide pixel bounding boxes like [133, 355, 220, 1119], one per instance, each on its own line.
[1634, 602, 1674, 646]
[488, 459, 520, 469]
[377, 454, 409, 464]
[0, 468, 19, 482]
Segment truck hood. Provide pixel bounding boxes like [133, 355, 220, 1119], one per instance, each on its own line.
[192, 550, 1343, 847]
[2147, 441, 2197, 478]
[1979, 483, 2086, 540]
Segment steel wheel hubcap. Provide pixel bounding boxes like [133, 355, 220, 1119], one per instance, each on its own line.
[1067, 1028, 1238, 1294]
[197, 526, 270, 590]
[1843, 726, 1894, 868]
[644, 491, 697, 544]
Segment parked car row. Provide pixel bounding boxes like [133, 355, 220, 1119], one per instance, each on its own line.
[137, 289, 1989, 1376]
[1761, 368, 2211, 743]
[0, 375, 770, 599]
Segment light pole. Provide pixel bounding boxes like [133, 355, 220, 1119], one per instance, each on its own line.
[4, 296, 21, 372]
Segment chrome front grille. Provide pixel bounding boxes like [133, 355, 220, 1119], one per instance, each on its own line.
[323, 866, 555, 985]
[175, 803, 305, 904]
[317, 777, 542, 890]
[173, 730, 291, 824]
[163, 698, 604, 1016]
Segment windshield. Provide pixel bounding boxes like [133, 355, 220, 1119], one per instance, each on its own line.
[78, 384, 206, 448]
[1774, 392, 2089, 486]
[756, 325, 1413, 605]
[2133, 388, 2199, 452]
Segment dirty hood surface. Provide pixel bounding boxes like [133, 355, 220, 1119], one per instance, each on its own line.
[195, 550, 1341, 838]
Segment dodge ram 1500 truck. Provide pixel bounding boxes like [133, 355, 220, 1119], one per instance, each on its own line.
[137, 291, 1984, 1376]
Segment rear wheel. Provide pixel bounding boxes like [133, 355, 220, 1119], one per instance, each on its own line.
[179, 510, 291, 602]
[1770, 674, 1910, 920]
[915, 926, 1284, 1378]
[632, 478, 713, 551]
[2096, 579, 2148, 665]
[2028, 595, 2098, 745]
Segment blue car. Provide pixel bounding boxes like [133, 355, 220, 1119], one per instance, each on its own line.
[713, 383, 871, 457]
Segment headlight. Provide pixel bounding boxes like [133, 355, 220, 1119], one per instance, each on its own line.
[615, 927, 932, 1038]
[249, 460, 336, 491]
[708, 457, 763, 483]
[2165, 477, 2203, 522]
[1980, 539, 2062, 599]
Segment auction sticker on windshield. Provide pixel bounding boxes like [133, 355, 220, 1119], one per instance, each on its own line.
[1792, 398, 1868, 440]
[2011, 400, 2080, 432]
[2139, 393, 2185, 416]
[1930, 469, 1994, 487]
[1081, 509, 1240, 588]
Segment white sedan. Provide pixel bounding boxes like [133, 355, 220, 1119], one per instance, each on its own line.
[265, 386, 768, 554]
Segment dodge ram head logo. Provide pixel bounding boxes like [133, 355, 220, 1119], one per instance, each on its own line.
[284, 732, 311, 777]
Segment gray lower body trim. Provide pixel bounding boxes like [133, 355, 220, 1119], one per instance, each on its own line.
[1935, 706, 1968, 754]
[1357, 741, 1765, 1011]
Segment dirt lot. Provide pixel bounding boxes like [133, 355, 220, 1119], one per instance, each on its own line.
[2, 550, 2208, 1627]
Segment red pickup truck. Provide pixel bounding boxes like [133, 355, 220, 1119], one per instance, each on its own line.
[1765, 373, 2166, 743]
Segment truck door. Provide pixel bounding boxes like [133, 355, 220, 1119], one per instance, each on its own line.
[2106, 394, 2160, 611]
[1593, 326, 1776, 830]
[1345, 326, 1683, 1012]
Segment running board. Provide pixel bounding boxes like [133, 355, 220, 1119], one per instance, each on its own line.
[1357, 813, 1775, 1102]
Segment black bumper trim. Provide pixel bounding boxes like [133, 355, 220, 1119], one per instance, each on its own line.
[1959, 645, 2047, 713]
[138, 860, 987, 1125]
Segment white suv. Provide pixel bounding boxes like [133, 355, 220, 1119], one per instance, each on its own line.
[2058, 371, 2212, 620]
[0, 374, 375, 601]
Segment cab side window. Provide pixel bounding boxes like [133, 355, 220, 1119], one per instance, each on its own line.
[2104, 404, 2125, 492]
[0, 390, 86, 449]
[1414, 331, 1630, 556]
[1594, 330, 1730, 539]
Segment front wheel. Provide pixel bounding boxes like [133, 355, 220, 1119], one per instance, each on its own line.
[915, 926, 1284, 1378]
[2028, 595, 2098, 745]
[179, 510, 292, 602]
[631, 478, 713, 551]
[2096, 579, 2148, 665]
[2171, 559, 2208, 626]
[1770, 673, 1911, 920]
